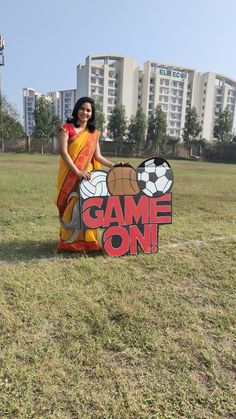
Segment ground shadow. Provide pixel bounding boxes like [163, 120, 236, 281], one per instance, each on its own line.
[0, 240, 103, 263]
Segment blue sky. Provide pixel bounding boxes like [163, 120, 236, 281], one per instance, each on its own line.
[1, 0, 236, 117]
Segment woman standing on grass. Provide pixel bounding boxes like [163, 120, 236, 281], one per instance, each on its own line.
[56, 96, 114, 253]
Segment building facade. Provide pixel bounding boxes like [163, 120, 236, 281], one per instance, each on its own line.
[77, 55, 236, 141]
[23, 88, 76, 136]
[23, 55, 236, 141]
[23, 88, 41, 135]
[141, 61, 194, 138]
[77, 55, 139, 122]
[59, 89, 77, 121]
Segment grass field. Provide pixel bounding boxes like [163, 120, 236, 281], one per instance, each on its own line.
[0, 153, 235, 418]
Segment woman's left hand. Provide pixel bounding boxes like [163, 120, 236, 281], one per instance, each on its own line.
[78, 170, 91, 180]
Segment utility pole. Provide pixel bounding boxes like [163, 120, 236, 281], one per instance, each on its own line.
[0, 34, 5, 94]
[0, 34, 5, 150]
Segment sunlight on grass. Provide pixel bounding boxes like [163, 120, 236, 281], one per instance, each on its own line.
[0, 153, 235, 417]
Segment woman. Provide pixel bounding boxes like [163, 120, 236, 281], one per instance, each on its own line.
[56, 97, 114, 252]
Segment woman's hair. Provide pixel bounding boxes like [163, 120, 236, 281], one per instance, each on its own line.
[67, 96, 96, 132]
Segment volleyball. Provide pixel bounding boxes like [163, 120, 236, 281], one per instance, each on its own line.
[79, 170, 110, 199]
[107, 165, 140, 196]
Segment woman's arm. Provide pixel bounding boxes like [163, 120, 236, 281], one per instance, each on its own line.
[58, 130, 91, 179]
[93, 140, 114, 168]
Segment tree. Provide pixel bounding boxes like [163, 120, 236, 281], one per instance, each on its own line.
[146, 105, 167, 154]
[182, 107, 201, 156]
[127, 106, 147, 154]
[51, 114, 63, 153]
[166, 135, 180, 156]
[95, 101, 106, 133]
[0, 93, 24, 151]
[213, 106, 233, 143]
[33, 96, 54, 154]
[107, 105, 127, 156]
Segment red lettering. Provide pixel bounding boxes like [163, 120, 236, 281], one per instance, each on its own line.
[151, 224, 159, 253]
[82, 197, 104, 228]
[129, 224, 151, 255]
[157, 193, 171, 202]
[125, 196, 149, 225]
[155, 215, 171, 224]
[103, 196, 125, 227]
[103, 226, 129, 257]
[150, 198, 171, 223]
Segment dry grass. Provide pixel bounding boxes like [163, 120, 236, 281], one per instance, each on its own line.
[0, 153, 235, 418]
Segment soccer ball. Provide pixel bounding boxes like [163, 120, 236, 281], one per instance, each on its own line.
[137, 157, 173, 197]
[79, 170, 110, 200]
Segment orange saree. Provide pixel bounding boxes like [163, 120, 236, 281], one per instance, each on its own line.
[56, 128, 101, 252]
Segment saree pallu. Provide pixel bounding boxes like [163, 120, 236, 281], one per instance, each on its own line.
[56, 129, 101, 252]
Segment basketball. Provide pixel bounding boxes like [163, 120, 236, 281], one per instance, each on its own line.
[107, 166, 140, 195]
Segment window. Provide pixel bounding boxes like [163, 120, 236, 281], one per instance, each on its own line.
[108, 89, 116, 96]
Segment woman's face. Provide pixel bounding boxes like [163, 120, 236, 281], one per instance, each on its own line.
[77, 102, 93, 125]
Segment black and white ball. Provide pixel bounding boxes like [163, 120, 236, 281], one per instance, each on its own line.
[137, 157, 173, 197]
[79, 170, 110, 200]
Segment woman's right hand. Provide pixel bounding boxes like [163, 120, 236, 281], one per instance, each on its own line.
[77, 170, 91, 180]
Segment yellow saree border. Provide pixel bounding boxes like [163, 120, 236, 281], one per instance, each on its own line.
[56, 129, 100, 216]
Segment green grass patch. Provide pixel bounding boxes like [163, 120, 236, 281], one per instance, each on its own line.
[0, 153, 235, 417]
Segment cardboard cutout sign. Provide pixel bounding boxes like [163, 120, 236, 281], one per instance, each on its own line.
[79, 157, 173, 257]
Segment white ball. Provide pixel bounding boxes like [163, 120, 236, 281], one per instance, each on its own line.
[155, 166, 167, 177]
[137, 157, 173, 197]
[80, 171, 110, 199]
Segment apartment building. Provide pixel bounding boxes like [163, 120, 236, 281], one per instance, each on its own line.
[59, 89, 77, 121]
[23, 55, 236, 141]
[142, 61, 236, 140]
[192, 72, 236, 140]
[23, 88, 76, 136]
[77, 54, 139, 122]
[142, 61, 194, 138]
[23, 88, 41, 135]
[76, 55, 236, 141]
